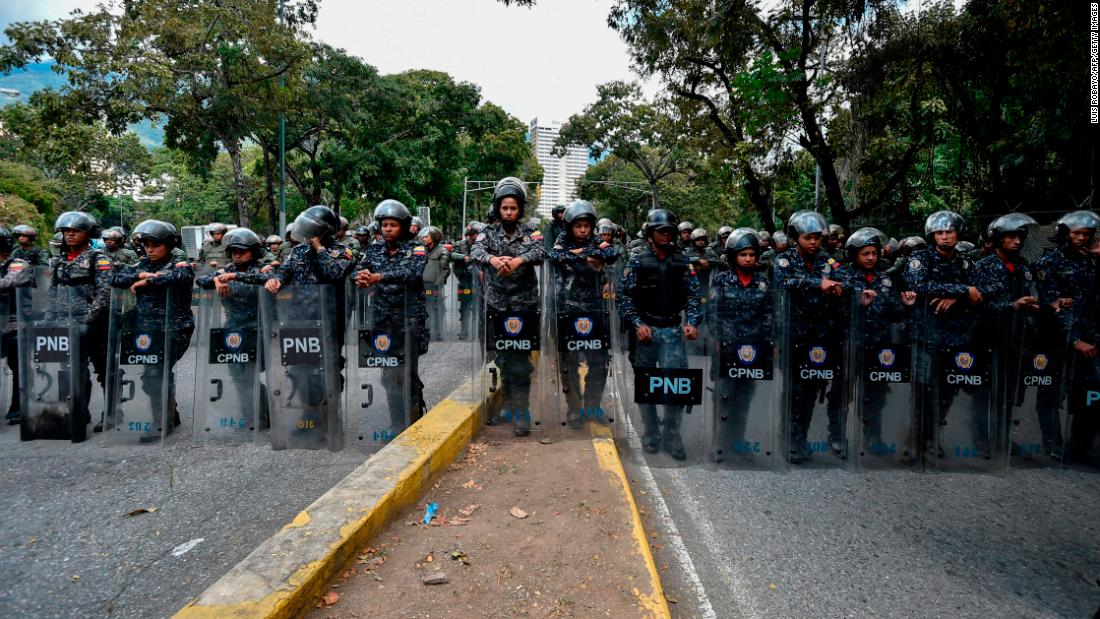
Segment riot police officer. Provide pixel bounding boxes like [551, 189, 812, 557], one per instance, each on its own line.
[102, 228, 139, 266]
[904, 211, 983, 458]
[773, 210, 849, 462]
[110, 220, 195, 434]
[450, 222, 482, 340]
[548, 200, 618, 427]
[419, 226, 451, 342]
[409, 216, 424, 238]
[619, 209, 703, 459]
[337, 216, 361, 261]
[12, 225, 49, 266]
[677, 221, 694, 249]
[0, 227, 34, 424]
[356, 200, 429, 422]
[52, 212, 114, 430]
[470, 177, 546, 436]
[196, 228, 270, 428]
[543, 204, 567, 251]
[200, 222, 229, 268]
[1034, 210, 1100, 464]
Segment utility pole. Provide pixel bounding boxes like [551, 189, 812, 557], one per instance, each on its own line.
[278, 0, 287, 235]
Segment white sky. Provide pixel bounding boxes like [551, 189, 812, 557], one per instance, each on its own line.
[1, 0, 647, 126]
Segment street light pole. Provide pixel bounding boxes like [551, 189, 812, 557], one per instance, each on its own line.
[461, 175, 468, 232]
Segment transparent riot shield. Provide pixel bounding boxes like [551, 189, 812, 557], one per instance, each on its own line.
[778, 289, 849, 467]
[261, 284, 343, 451]
[846, 293, 920, 471]
[345, 286, 412, 452]
[193, 284, 262, 445]
[709, 285, 783, 470]
[1064, 353, 1100, 468]
[104, 287, 179, 446]
[17, 271, 88, 442]
[479, 262, 542, 434]
[1003, 307, 1067, 467]
[544, 255, 619, 437]
[912, 301, 1005, 471]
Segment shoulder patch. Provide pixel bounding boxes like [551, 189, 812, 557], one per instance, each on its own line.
[777, 258, 790, 268]
[758, 281, 768, 291]
[475, 233, 486, 243]
[329, 249, 343, 258]
[174, 261, 190, 268]
[908, 258, 922, 270]
[882, 276, 892, 287]
[530, 230, 544, 241]
[1024, 270, 1032, 281]
[413, 245, 427, 257]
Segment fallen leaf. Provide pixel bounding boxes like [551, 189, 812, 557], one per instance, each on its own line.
[426, 554, 434, 563]
[458, 504, 480, 516]
[449, 517, 470, 526]
[462, 479, 477, 489]
[665, 595, 679, 604]
[322, 590, 340, 606]
[768, 583, 778, 590]
[509, 507, 528, 519]
[126, 507, 158, 517]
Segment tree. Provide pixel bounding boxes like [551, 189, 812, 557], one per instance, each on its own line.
[1, 0, 320, 228]
[557, 82, 693, 210]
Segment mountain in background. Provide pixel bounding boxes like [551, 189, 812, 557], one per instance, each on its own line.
[0, 60, 165, 148]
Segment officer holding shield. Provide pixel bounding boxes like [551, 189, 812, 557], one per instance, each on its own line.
[470, 177, 546, 436]
[0, 227, 34, 425]
[619, 209, 702, 459]
[548, 200, 618, 428]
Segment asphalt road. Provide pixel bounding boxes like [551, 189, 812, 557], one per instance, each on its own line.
[0, 322, 473, 618]
[613, 356, 1100, 619]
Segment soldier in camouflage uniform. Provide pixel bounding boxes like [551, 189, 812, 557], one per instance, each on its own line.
[199, 222, 230, 268]
[548, 201, 618, 427]
[470, 177, 546, 436]
[449, 222, 482, 340]
[110, 220, 195, 432]
[356, 200, 429, 422]
[197, 228, 271, 428]
[676, 221, 694, 250]
[773, 211, 849, 462]
[711, 228, 772, 460]
[904, 211, 984, 457]
[1034, 210, 1100, 463]
[101, 228, 139, 266]
[354, 226, 372, 252]
[51, 212, 114, 430]
[0, 227, 35, 424]
[12, 225, 50, 266]
[419, 226, 450, 342]
[337, 216, 362, 261]
[838, 227, 916, 447]
[619, 209, 703, 459]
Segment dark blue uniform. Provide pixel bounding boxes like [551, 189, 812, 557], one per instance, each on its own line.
[712, 269, 772, 454]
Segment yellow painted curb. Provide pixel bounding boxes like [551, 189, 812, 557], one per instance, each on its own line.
[592, 426, 673, 619]
[173, 375, 495, 619]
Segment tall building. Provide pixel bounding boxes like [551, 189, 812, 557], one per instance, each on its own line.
[528, 118, 589, 219]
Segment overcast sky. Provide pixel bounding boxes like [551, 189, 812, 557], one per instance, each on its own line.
[0, 0, 646, 126]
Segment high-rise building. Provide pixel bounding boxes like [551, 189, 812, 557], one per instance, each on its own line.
[528, 118, 589, 219]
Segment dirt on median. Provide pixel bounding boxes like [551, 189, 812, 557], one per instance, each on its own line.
[307, 424, 659, 618]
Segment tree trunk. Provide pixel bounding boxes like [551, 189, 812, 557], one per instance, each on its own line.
[649, 179, 660, 210]
[264, 148, 277, 235]
[225, 138, 252, 229]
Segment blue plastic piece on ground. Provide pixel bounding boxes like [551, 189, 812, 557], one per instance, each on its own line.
[423, 502, 438, 525]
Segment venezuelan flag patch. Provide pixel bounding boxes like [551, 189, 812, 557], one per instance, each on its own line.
[530, 230, 544, 242]
[413, 245, 427, 257]
[97, 258, 113, 271]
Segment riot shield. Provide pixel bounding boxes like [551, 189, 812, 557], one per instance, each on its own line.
[1064, 353, 1100, 468]
[479, 263, 542, 434]
[544, 255, 619, 437]
[912, 301, 1005, 471]
[846, 293, 920, 471]
[104, 287, 180, 445]
[345, 286, 412, 452]
[193, 284, 262, 445]
[709, 285, 783, 470]
[17, 270, 88, 442]
[778, 289, 849, 467]
[261, 284, 343, 451]
[1002, 307, 1067, 467]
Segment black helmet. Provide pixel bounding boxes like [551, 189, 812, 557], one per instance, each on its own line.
[410, 216, 424, 230]
[12, 224, 37, 238]
[1054, 210, 1100, 244]
[354, 226, 371, 237]
[55, 211, 100, 234]
[0, 227, 12, 253]
[266, 234, 283, 245]
[956, 240, 976, 253]
[643, 209, 679, 238]
[338, 216, 350, 231]
[772, 231, 789, 247]
[224, 228, 263, 252]
[292, 205, 339, 242]
[552, 204, 566, 219]
[690, 228, 708, 242]
[133, 219, 178, 247]
[924, 210, 965, 239]
[677, 221, 694, 233]
[419, 226, 443, 245]
[464, 221, 482, 236]
[886, 237, 900, 256]
[986, 213, 1038, 245]
[718, 225, 734, 238]
[491, 177, 528, 219]
[367, 221, 380, 234]
[725, 227, 761, 253]
[101, 228, 125, 243]
[207, 222, 228, 235]
[563, 200, 597, 225]
[596, 222, 615, 236]
[900, 236, 927, 252]
[786, 210, 827, 238]
[845, 227, 887, 256]
[373, 199, 413, 238]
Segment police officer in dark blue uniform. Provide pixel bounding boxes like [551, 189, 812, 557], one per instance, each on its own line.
[773, 210, 848, 463]
[0, 227, 34, 425]
[619, 209, 703, 459]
